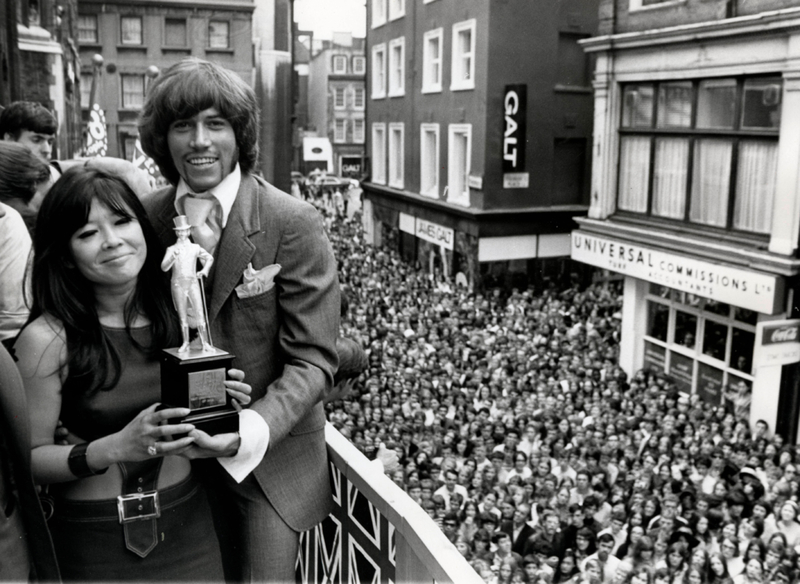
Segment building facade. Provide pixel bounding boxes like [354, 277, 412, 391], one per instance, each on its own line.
[76, 0, 254, 162]
[2, 0, 83, 158]
[362, 0, 598, 291]
[573, 0, 800, 440]
[307, 33, 366, 178]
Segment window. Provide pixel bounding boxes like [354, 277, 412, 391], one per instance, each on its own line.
[353, 87, 365, 110]
[334, 87, 346, 109]
[78, 15, 98, 43]
[420, 123, 440, 197]
[121, 74, 145, 108]
[372, 123, 387, 184]
[389, 123, 404, 188]
[388, 37, 405, 97]
[644, 284, 755, 407]
[630, 0, 683, 10]
[617, 77, 780, 235]
[447, 124, 471, 206]
[80, 72, 93, 108]
[333, 55, 347, 74]
[353, 119, 365, 144]
[371, 44, 386, 99]
[422, 28, 443, 94]
[334, 119, 347, 143]
[557, 33, 589, 88]
[165, 18, 187, 46]
[353, 56, 366, 75]
[389, 0, 405, 21]
[120, 16, 142, 45]
[451, 20, 476, 91]
[208, 21, 230, 49]
[371, 0, 387, 28]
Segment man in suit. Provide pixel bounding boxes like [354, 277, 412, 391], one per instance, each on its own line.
[499, 503, 536, 556]
[0, 342, 60, 582]
[138, 58, 339, 583]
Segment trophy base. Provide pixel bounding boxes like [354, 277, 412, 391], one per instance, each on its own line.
[160, 348, 239, 437]
[169, 406, 239, 437]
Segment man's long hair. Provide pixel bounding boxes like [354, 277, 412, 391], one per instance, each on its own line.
[138, 58, 260, 185]
[28, 167, 180, 393]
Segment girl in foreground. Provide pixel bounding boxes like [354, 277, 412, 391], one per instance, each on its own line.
[14, 168, 250, 580]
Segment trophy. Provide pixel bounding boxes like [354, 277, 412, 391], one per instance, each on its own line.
[159, 216, 238, 435]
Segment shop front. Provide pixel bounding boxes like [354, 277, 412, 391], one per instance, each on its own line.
[572, 229, 791, 432]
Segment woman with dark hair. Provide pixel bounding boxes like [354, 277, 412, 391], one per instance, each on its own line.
[14, 168, 251, 580]
[553, 549, 580, 584]
[708, 552, 734, 584]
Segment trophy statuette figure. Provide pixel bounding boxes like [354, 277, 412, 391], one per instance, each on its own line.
[159, 215, 238, 435]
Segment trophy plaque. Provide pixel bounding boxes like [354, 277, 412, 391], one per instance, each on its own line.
[159, 215, 239, 436]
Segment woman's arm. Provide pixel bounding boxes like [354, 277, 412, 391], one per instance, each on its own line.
[15, 317, 197, 485]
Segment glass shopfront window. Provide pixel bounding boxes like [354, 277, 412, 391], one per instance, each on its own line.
[643, 284, 756, 406]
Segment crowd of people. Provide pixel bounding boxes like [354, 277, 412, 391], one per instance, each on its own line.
[318, 211, 800, 584]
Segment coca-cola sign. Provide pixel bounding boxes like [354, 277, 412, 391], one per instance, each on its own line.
[762, 323, 800, 346]
[754, 319, 800, 369]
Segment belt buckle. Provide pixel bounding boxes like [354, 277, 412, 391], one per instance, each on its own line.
[117, 491, 161, 524]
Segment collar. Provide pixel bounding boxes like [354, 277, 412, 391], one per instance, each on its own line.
[174, 164, 241, 227]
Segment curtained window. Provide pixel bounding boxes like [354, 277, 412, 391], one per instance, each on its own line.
[617, 77, 780, 235]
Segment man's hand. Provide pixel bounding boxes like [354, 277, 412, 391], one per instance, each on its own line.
[180, 429, 241, 459]
[375, 443, 400, 474]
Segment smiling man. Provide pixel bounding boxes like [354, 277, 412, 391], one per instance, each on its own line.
[138, 58, 340, 583]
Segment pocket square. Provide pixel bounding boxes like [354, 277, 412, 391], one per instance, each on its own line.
[235, 263, 281, 298]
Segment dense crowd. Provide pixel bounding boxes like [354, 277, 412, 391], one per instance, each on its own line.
[317, 205, 800, 584]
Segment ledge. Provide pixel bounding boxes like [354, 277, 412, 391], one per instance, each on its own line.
[575, 216, 800, 276]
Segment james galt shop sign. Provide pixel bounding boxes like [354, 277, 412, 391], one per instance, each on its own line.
[571, 231, 783, 314]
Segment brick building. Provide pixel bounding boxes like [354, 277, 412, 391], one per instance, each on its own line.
[306, 33, 366, 178]
[362, 0, 598, 291]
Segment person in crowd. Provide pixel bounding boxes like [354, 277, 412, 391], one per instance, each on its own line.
[138, 57, 340, 583]
[0, 343, 60, 582]
[14, 168, 252, 580]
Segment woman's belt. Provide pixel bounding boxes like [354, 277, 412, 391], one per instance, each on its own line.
[55, 461, 197, 558]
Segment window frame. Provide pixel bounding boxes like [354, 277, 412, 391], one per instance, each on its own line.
[388, 37, 405, 97]
[388, 0, 405, 21]
[352, 56, 366, 75]
[615, 76, 780, 237]
[451, 19, 476, 92]
[353, 119, 365, 144]
[422, 28, 443, 94]
[643, 284, 756, 402]
[388, 122, 405, 189]
[447, 123, 472, 206]
[371, 0, 387, 29]
[208, 20, 230, 49]
[333, 86, 347, 110]
[353, 87, 365, 110]
[120, 73, 146, 109]
[80, 72, 93, 108]
[420, 123, 440, 198]
[334, 119, 347, 144]
[78, 14, 98, 44]
[332, 55, 347, 74]
[371, 43, 387, 100]
[372, 123, 387, 184]
[629, 0, 687, 12]
[120, 15, 143, 46]
[164, 17, 187, 48]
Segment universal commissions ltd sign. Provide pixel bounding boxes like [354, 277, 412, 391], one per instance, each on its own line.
[571, 231, 783, 315]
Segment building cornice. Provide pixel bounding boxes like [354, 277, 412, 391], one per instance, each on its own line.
[575, 217, 800, 277]
[80, 0, 255, 12]
[580, 7, 800, 53]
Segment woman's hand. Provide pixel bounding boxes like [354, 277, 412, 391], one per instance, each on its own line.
[224, 368, 252, 411]
[91, 403, 197, 468]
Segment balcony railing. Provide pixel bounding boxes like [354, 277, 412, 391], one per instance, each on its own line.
[297, 424, 483, 584]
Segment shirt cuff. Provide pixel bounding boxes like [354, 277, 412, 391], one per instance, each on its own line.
[217, 409, 270, 483]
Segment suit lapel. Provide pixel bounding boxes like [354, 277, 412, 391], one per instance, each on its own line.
[208, 175, 259, 323]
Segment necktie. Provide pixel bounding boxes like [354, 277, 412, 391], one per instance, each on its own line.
[183, 194, 221, 254]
